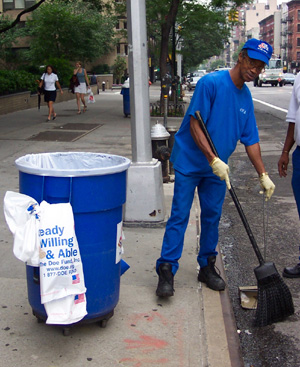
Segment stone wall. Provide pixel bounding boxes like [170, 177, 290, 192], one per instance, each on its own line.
[0, 85, 98, 116]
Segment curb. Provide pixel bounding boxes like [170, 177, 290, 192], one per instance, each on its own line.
[194, 192, 244, 367]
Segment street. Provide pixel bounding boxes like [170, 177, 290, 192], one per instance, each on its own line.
[214, 82, 300, 366]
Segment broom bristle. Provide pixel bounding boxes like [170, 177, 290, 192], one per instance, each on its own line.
[254, 273, 294, 327]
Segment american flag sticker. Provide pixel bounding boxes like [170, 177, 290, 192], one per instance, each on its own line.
[72, 274, 80, 284]
[74, 293, 85, 304]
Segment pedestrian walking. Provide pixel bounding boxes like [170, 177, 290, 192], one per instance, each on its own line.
[156, 38, 276, 297]
[39, 65, 63, 121]
[90, 73, 97, 85]
[278, 72, 300, 278]
[73, 61, 90, 114]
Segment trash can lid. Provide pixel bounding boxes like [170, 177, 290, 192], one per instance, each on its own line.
[15, 152, 131, 177]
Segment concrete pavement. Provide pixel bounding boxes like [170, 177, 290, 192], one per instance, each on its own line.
[0, 85, 243, 367]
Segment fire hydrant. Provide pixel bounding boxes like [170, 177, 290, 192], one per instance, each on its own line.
[151, 122, 171, 183]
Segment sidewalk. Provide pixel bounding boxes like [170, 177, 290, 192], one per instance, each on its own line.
[0, 86, 243, 367]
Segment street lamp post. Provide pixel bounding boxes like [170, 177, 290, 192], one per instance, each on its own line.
[124, 0, 166, 225]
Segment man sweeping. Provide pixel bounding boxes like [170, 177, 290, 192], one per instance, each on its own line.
[156, 39, 276, 296]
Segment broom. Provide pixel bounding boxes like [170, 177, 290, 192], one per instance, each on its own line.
[195, 110, 294, 327]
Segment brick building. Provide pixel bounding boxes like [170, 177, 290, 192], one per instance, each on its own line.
[259, 11, 281, 56]
[285, 0, 300, 70]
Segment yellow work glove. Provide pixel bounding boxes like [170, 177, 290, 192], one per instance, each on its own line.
[259, 173, 275, 201]
[210, 157, 231, 189]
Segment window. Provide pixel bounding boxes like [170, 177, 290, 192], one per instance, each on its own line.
[3, 0, 25, 10]
[123, 21, 127, 29]
[297, 52, 300, 60]
[116, 21, 120, 30]
[298, 24, 300, 32]
[297, 38, 300, 46]
[298, 10, 300, 21]
[3, 0, 14, 11]
[124, 44, 128, 55]
[117, 44, 121, 54]
[3, 0, 34, 10]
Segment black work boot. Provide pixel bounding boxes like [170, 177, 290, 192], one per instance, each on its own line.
[156, 263, 174, 297]
[198, 256, 225, 291]
[283, 264, 300, 278]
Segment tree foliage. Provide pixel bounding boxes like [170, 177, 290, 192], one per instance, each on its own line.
[23, 0, 116, 64]
[208, 59, 226, 72]
[146, 0, 250, 75]
[0, 15, 24, 66]
[178, 3, 230, 70]
[112, 56, 127, 84]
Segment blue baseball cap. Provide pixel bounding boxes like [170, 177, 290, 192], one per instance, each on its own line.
[242, 39, 273, 65]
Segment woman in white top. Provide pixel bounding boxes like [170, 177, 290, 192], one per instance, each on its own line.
[73, 61, 90, 114]
[39, 65, 63, 121]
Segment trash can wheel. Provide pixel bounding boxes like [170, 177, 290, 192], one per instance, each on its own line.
[62, 327, 71, 336]
[99, 319, 108, 328]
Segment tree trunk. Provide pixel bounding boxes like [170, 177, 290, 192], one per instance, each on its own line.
[159, 0, 181, 111]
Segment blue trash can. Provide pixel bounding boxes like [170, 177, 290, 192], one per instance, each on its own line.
[121, 87, 130, 117]
[15, 152, 131, 329]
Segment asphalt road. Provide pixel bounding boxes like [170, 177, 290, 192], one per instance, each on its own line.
[213, 83, 300, 367]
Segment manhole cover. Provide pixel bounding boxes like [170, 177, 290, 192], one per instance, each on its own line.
[54, 123, 102, 131]
[28, 131, 85, 142]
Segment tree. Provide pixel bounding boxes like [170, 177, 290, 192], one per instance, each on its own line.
[0, 16, 24, 66]
[146, 0, 250, 106]
[232, 42, 244, 63]
[23, 0, 116, 64]
[208, 59, 226, 72]
[0, 0, 46, 33]
[178, 3, 230, 71]
[112, 56, 127, 84]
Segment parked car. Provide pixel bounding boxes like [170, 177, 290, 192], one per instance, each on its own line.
[188, 76, 201, 90]
[214, 67, 231, 72]
[187, 71, 205, 90]
[283, 73, 295, 86]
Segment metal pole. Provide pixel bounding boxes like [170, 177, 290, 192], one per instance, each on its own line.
[126, 0, 152, 163]
[163, 94, 168, 128]
[124, 0, 166, 225]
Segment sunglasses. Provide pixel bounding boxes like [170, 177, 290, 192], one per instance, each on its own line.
[244, 56, 265, 73]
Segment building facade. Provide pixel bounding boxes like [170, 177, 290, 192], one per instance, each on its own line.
[259, 11, 281, 56]
[285, 0, 300, 71]
[1, 0, 129, 77]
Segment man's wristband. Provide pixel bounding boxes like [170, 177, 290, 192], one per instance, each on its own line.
[282, 150, 289, 154]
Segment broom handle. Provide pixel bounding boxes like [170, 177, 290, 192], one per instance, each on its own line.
[195, 111, 265, 265]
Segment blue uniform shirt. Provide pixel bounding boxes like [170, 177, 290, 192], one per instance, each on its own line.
[171, 70, 259, 175]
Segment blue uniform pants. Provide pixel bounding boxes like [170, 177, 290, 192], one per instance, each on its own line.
[156, 170, 226, 275]
[292, 146, 300, 218]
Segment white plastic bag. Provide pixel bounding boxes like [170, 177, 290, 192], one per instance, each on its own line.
[3, 191, 40, 266]
[86, 87, 91, 94]
[88, 91, 95, 103]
